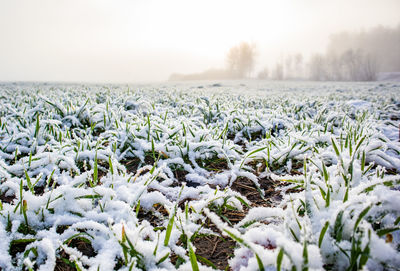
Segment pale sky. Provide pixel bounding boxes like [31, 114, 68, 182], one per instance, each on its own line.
[0, 0, 399, 83]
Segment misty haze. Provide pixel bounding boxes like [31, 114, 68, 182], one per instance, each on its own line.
[1, 0, 399, 83]
[1, 1, 400, 271]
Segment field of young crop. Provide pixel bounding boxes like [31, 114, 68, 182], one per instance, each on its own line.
[0, 81, 399, 271]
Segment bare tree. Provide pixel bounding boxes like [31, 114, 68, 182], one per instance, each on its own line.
[328, 24, 400, 73]
[307, 49, 377, 81]
[285, 55, 293, 79]
[309, 54, 326, 81]
[272, 63, 284, 80]
[294, 53, 303, 79]
[325, 51, 343, 81]
[226, 42, 256, 78]
[226, 46, 240, 78]
[361, 53, 378, 81]
[257, 67, 269, 79]
[341, 49, 364, 80]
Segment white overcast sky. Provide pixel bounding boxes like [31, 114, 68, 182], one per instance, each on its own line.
[0, 0, 399, 83]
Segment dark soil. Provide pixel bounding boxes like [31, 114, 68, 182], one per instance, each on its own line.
[55, 239, 96, 271]
[196, 158, 229, 173]
[173, 168, 189, 182]
[193, 234, 236, 270]
[33, 185, 46, 196]
[96, 159, 110, 180]
[0, 191, 15, 204]
[34, 178, 61, 196]
[220, 209, 247, 225]
[56, 225, 70, 234]
[9, 239, 35, 258]
[172, 168, 196, 187]
[68, 238, 96, 257]
[137, 203, 169, 228]
[55, 250, 77, 271]
[231, 177, 281, 207]
[122, 155, 155, 174]
[170, 252, 186, 269]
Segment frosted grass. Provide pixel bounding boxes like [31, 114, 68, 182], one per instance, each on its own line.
[0, 81, 399, 270]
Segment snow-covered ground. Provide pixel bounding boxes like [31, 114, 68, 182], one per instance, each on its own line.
[0, 81, 399, 271]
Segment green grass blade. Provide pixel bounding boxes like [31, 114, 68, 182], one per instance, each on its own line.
[255, 253, 265, 271]
[93, 151, 98, 185]
[24, 170, 34, 194]
[353, 205, 371, 232]
[277, 248, 284, 271]
[302, 240, 308, 271]
[196, 255, 217, 269]
[156, 252, 170, 265]
[331, 137, 340, 157]
[164, 208, 175, 246]
[319, 221, 329, 248]
[188, 241, 200, 271]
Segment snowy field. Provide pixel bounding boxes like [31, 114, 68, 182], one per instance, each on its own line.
[0, 81, 400, 271]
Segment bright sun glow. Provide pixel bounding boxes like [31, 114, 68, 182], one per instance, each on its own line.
[128, 0, 298, 55]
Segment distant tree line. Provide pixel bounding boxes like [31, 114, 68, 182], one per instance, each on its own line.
[261, 24, 399, 81]
[226, 42, 256, 78]
[169, 24, 399, 81]
[327, 24, 400, 73]
[169, 42, 256, 81]
[308, 49, 377, 81]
